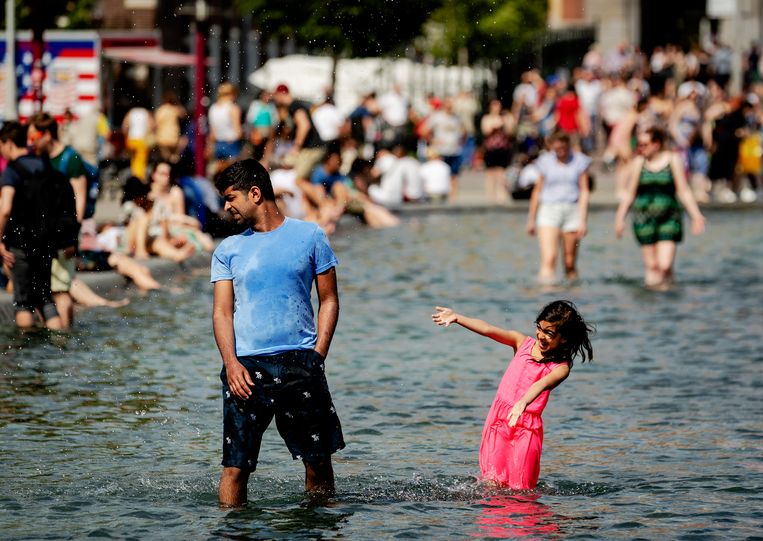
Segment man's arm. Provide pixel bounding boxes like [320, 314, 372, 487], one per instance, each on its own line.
[70, 175, 87, 224]
[0, 185, 16, 266]
[314, 266, 339, 358]
[213, 280, 253, 399]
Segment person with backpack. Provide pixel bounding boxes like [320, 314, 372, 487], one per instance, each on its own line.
[0, 121, 78, 330]
[28, 112, 100, 223]
[29, 112, 117, 327]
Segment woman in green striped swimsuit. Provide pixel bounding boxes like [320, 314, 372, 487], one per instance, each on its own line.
[614, 127, 706, 289]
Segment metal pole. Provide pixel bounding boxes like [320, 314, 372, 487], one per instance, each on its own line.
[209, 24, 221, 87]
[4, 0, 16, 120]
[194, 21, 206, 177]
[30, 23, 45, 113]
[228, 24, 240, 88]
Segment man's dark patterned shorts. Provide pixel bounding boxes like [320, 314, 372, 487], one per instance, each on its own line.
[220, 349, 345, 471]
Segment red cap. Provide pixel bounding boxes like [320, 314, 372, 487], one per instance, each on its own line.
[275, 83, 290, 94]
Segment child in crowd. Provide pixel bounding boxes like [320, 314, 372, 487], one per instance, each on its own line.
[432, 300, 593, 489]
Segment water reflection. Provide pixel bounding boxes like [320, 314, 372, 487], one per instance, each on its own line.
[474, 493, 561, 538]
[212, 499, 352, 540]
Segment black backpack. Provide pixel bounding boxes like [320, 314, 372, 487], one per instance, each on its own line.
[7, 157, 80, 253]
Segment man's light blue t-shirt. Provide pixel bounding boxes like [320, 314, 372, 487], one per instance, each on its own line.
[210, 218, 338, 357]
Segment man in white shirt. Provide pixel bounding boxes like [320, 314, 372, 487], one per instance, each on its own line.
[420, 98, 465, 201]
[419, 150, 451, 202]
[575, 69, 603, 153]
[378, 83, 409, 147]
[311, 96, 346, 144]
[369, 149, 404, 206]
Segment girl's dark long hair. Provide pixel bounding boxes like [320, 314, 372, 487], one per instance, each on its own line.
[535, 300, 594, 366]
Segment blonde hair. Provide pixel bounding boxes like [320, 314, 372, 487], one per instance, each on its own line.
[217, 82, 238, 99]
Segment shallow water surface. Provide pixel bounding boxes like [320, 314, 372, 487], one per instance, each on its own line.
[1, 209, 762, 539]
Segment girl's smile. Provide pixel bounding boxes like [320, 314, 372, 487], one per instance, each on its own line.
[535, 321, 564, 353]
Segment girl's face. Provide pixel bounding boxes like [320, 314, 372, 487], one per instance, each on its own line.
[535, 320, 565, 354]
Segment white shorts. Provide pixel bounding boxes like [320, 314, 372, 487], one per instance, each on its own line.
[536, 202, 581, 233]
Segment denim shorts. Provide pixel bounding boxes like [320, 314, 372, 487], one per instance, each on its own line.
[220, 349, 345, 471]
[442, 154, 463, 176]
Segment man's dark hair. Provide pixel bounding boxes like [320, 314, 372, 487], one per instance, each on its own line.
[0, 121, 28, 148]
[28, 112, 59, 140]
[214, 159, 275, 201]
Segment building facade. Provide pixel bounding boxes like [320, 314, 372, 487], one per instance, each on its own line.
[549, 0, 763, 91]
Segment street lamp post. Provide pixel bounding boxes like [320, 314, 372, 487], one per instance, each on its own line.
[193, 0, 208, 177]
[4, 0, 16, 120]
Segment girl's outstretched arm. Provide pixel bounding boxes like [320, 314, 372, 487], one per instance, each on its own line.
[507, 363, 570, 426]
[432, 306, 526, 350]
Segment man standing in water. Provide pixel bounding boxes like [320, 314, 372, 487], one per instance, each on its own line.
[211, 159, 344, 506]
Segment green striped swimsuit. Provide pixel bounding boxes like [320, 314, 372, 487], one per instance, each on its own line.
[632, 164, 683, 245]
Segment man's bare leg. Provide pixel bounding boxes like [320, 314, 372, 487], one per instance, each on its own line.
[219, 466, 250, 507]
[304, 458, 335, 494]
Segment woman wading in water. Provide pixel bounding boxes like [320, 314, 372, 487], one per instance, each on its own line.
[614, 126, 706, 289]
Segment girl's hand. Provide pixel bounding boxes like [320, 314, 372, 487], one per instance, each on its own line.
[691, 214, 706, 235]
[526, 221, 536, 236]
[507, 401, 526, 427]
[432, 306, 458, 327]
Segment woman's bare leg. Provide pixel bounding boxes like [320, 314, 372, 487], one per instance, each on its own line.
[640, 244, 662, 288]
[69, 278, 130, 308]
[562, 231, 581, 280]
[537, 227, 561, 283]
[52, 291, 75, 327]
[151, 238, 195, 263]
[360, 200, 400, 228]
[655, 240, 678, 287]
[107, 253, 161, 291]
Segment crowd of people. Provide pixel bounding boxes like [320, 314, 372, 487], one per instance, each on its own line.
[3, 37, 763, 327]
[0, 113, 220, 330]
[83, 38, 763, 230]
[115, 82, 483, 233]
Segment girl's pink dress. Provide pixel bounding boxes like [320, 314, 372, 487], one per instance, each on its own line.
[479, 337, 568, 489]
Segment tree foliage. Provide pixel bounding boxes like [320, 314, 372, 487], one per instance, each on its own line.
[237, 0, 440, 58]
[236, 0, 547, 63]
[1, 0, 98, 30]
[426, 0, 547, 63]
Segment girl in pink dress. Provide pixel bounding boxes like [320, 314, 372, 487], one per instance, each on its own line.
[432, 300, 593, 489]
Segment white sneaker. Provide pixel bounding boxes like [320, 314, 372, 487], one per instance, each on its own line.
[739, 187, 757, 202]
[717, 187, 738, 203]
